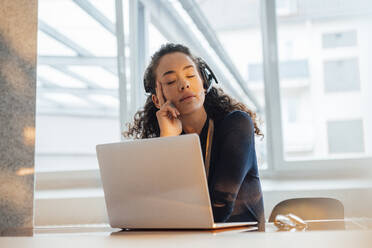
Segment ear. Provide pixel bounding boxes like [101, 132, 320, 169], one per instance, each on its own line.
[152, 94, 161, 109]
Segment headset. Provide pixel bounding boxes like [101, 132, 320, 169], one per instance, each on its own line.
[197, 57, 219, 94]
[144, 57, 219, 95]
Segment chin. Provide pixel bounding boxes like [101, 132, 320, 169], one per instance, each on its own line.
[178, 103, 204, 116]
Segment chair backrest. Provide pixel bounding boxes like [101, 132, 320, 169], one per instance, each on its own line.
[269, 197, 344, 222]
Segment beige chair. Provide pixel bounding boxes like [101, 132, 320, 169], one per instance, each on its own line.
[269, 197, 344, 230]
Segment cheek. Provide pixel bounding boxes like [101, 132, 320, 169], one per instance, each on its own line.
[191, 83, 205, 103]
[199, 90, 205, 103]
[193, 79, 205, 95]
[162, 86, 177, 101]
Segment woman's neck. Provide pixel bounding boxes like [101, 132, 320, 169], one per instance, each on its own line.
[180, 107, 207, 135]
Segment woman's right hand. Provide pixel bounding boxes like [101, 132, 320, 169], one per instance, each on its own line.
[155, 81, 182, 137]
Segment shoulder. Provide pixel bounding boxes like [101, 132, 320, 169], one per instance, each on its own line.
[215, 110, 254, 135]
[219, 110, 253, 127]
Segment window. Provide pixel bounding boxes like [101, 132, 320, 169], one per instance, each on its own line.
[286, 97, 298, 123]
[327, 119, 365, 154]
[322, 30, 357, 49]
[148, 23, 168, 58]
[35, 0, 269, 225]
[35, 0, 121, 226]
[248, 60, 309, 81]
[36, 0, 120, 174]
[274, 0, 372, 162]
[324, 58, 361, 93]
[34, 0, 372, 227]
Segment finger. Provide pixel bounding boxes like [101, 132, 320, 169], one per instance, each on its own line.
[156, 81, 166, 106]
[165, 100, 181, 116]
[158, 109, 177, 120]
[160, 104, 179, 119]
[168, 101, 180, 115]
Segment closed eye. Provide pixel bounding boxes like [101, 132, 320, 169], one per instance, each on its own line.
[167, 80, 176, 85]
[186, 75, 195, 78]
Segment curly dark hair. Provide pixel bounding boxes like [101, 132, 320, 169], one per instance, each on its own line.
[123, 43, 263, 139]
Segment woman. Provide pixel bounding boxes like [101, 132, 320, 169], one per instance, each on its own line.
[124, 43, 265, 231]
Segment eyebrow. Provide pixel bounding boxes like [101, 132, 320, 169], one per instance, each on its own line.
[161, 65, 194, 77]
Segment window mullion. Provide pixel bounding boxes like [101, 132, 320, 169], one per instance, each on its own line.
[260, 0, 284, 171]
[115, 0, 129, 137]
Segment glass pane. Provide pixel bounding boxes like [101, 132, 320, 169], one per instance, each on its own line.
[89, 0, 116, 23]
[275, 0, 372, 160]
[194, 0, 267, 169]
[149, 23, 168, 58]
[37, 65, 87, 88]
[38, 0, 117, 56]
[37, 31, 77, 56]
[35, 0, 120, 172]
[67, 66, 118, 89]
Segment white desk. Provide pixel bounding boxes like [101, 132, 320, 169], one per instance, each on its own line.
[1, 224, 372, 248]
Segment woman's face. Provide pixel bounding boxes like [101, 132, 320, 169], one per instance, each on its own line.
[154, 52, 205, 115]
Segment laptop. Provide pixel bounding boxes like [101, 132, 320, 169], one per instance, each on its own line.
[96, 134, 257, 230]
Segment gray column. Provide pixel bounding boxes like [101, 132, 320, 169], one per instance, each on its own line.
[0, 0, 38, 236]
[129, 0, 149, 118]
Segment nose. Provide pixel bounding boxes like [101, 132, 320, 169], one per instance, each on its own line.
[178, 78, 190, 91]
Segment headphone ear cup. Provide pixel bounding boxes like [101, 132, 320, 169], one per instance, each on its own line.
[199, 64, 210, 91]
[198, 58, 218, 94]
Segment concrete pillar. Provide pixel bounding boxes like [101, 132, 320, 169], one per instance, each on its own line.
[0, 0, 38, 236]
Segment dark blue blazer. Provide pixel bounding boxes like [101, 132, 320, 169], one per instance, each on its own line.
[197, 110, 265, 231]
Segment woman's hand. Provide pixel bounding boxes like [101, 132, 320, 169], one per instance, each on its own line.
[155, 81, 182, 137]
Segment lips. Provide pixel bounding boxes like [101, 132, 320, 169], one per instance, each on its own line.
[180, 94, 196, 102]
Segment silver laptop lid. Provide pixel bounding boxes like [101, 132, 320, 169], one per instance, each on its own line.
[96, 134, 215, 229]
